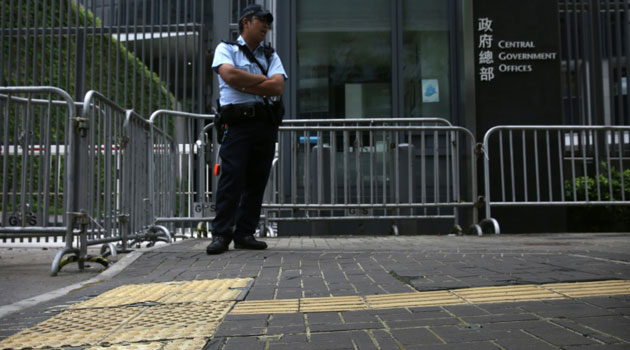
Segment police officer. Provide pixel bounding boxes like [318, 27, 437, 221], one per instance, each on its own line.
[207, 4, 287, 254]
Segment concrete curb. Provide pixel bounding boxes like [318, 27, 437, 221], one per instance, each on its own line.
[0, 241, 180, 320]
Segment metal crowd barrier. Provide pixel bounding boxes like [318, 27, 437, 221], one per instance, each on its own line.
[482, 125, 630, 234]
[282, 118, 452, 127]
[7, 87, 628, 275]
[264, 121, 481, 235]
[148, 110, 217, 238]
[0, 87, 76, 243]
[48, 91, 172, 275]
[0, 87, 175, 275]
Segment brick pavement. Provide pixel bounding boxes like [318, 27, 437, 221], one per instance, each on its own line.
[1, 234, 629, 349]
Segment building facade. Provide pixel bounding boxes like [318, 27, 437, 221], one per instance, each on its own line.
[213, 0, 629, 131]
[2, 0, 628, 234]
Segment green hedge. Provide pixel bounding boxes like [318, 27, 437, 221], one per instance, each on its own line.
[1, 0, 176, 115]
[1, 0, 176, 219]
[565, 162, 630, 232]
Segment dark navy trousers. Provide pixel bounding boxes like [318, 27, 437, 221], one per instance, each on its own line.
[212, 120, 277, 239]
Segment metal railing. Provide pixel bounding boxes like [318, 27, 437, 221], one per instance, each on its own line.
[559, 1, 630, 125]
[264, 121, 481, 235]
[0, 87, 76, 241]
[482, 125, 630, 234]
[148, 109, 217, 238]
[1, 86, 176, 275]
[4, 88, 629, 274]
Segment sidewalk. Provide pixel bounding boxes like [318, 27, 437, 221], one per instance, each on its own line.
[0, 246, 116, 307]
[1, 233, 629, 349]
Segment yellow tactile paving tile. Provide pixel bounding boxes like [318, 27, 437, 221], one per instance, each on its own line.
[70, 283, 180, 308]
[0, 279, 247, 350]
[104, 324, 218, 344]
[121, 301, 232, 329]
[158, 289, 243, 303]
[103, 301, 232, 343]
[70, 278, 252, 309]
[451, 284, 565, 303]
[0, 307, 145, 349]
[366, 290, 467, 309]
[230, 299, 299, 314]
[2, 279, 630, 349]
[299, 296, 368, 312]
[0, 329, 112, 349]
[227, 280, 630, 315]
[85, 338, 209, 350]
[543, 280, 630, 298]
[87, 342, 164, 350]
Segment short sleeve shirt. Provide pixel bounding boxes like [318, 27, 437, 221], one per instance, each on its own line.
[212, 36, 288, 106]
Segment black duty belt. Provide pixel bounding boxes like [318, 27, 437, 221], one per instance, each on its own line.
[220, 102, 270, 125]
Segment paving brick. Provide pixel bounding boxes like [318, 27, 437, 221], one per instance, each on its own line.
[491, 330, 559, 350]
[430, 325, 503, 343]
[383, 317, 461, 329]
[309, 321, 383, 332]
[307, 312, 343, 325]
[204, 337, 226, 350]
[461, 313, 540, 324]
[267, 333, 311, 350]
[389, 327, 444, 345]
[524, 322, 601, 347]
[268, 313, 304, 327]
[350, 330, 380, 350]
[340, 310, 381, 323]
[309, 331, 361, 349]
[581, 296, 630, 310]
[223, 314, 269, 322]
[573, 316, 630, 342]
[520, 301, 616, 318]
[370, 329, 401, 349]
[214, 319, 267, 337]
[481, 320, 553, 332]
[405, 341, 501, 350]
[444, 305, 490, 317]
[223, 336, 266, 350]
[560, 345, 630, 350]
[267, 324, 307, 335]
[551, 319, 620, 344]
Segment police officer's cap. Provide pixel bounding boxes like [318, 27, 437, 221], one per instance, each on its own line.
[240, 4, 273, 24]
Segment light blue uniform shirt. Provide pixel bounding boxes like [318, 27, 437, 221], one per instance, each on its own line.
[212, 36, 288, 107]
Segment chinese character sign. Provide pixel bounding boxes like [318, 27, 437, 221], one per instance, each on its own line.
[477, 17, 495, 82]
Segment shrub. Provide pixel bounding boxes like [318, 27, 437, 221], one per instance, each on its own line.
[565, 162, 630, 232]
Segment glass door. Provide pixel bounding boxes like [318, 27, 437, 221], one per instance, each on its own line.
[296, 0, 392, 119]
[401, 0, 452, 120]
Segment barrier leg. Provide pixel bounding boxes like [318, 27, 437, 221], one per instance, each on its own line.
[480, 218, 501, 234]
[51, 246, 79, 276]
[101, 243, 118, 258]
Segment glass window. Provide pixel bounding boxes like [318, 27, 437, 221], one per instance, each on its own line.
[402, 0, 451, 119]
[296, 0, 392, 119]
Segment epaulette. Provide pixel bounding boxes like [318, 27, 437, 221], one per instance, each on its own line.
[221, 40, 275, 61]
[221, 40, 240, 46]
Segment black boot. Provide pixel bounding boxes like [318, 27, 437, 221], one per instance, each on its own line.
[206, 235, 231, 255]
[234, 235, 267, 250]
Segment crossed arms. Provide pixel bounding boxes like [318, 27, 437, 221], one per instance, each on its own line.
[218, 64, 284, 97]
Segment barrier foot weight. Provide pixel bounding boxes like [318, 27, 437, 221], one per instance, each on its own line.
[101, 243, 118, 258]
[51, 247, 79, 276]
[479, 218, 501, 235]
[468, 224, 483, 236]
